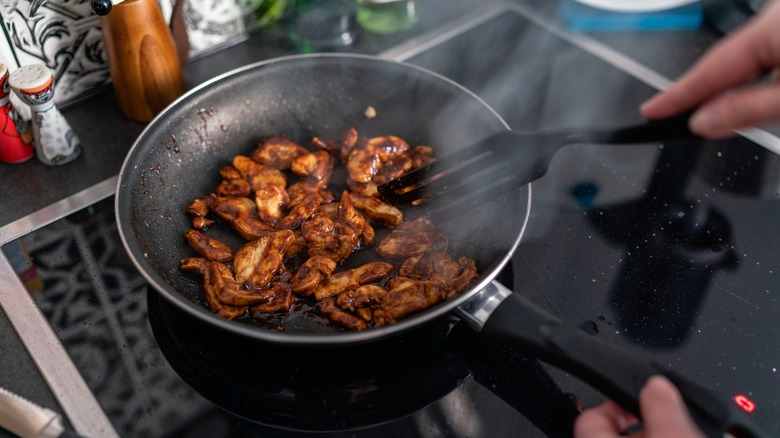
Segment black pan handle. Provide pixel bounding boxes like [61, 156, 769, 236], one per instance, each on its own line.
[457, 281, 766, 438]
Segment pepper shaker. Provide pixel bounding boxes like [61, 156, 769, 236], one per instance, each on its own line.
[0, 63, 35, 164]
[9, 64, 82, 166]
[95, 0, 186, 121]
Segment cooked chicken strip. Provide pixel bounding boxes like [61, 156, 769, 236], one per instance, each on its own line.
[216, 178, 252, 197]
[347, 180, 378, 197]
[184, 229, 233, 262]
[336, 284, 387, 311]
[255, 185, 289, 227]
[374, 153, 412, 185]
[192, 216, 215, 230]
[187, 194, 215, 217]
[250, 282, 296, 314]
[280, 193, 323, 230]
[291, 255, 337, 295]
[373, 277, 442, 327]
[376, 217, 448, 261]
[180, 257, 210, 276]
[233, 155, 287, 190]
[209, 261, 276, 306]
[251, 135, 309, 170]
[346, 136, 410, 183]
[317, 298, 367, 331]
[234, 230, 294, 289]
[348, 193, 403, 226]
[338, 190, 375, 245]
[201, 263, 247, 319]
[291, 150, 334, 182]
[313, 261, 394, 300]
[219, 166, 242, 180]
[211, 196, 274, 240]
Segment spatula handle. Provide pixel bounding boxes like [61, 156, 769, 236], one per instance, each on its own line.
[472, 284, 765, 438]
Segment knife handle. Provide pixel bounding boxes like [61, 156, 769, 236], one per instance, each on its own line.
[479, 291, 766, 438]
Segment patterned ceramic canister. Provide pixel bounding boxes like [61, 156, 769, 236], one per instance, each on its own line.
[0, 63, 34, 164]
[8, 64, 81, 166]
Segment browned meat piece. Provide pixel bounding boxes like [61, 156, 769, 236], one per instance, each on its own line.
[251, 135, 309, 170]
[255, 185, 289, 227]
[374, 153, 412, 185]
[347, 180, 378, 197]
[234, 230, 295, 289]
[373, 277, 442, 327]
[398, 251, 452, 280]
[208, 261, 276, 306]
[291, 150, 334, 182]
[301, 214, 359, 261]
[368, 135, 410, 160]
[250, 282, 296, 314]
[180, 257, 209, 276]
[310, 136, 339, 155]
[301, 215, 335, 245]
[280, 193, 323, 230]
[314, 202, 339, 220]
[313, 261, 394, 300]
[184, 230, 233, 262]
[348, 193, 403, 226]
[399, 251, 478, 298]
[192, 216, 215, 230]
[316, 298, 367, 331]
[340, 127, 358, 163]
[187, 194, 215, 217]
[356, 308, 373, 322]
[286, 180, 331, 209]
[346, 136, 410, 183]
[408, 145, 436, 169]
[211, 196, 274, 240]
[436, 256, 479, 299]
[233, 155, 287, 190]
[376, 217, 448, 261]
[216, 178, 252, 197]
[291, 255, 337, 295]
[345, 140, 381, 183]
[201, 263, 247, 319]
[336, 284, 387, 311]
[338, 191, 375, 245]
[219, 166, 242, 180]
[285, 231, 308, 257]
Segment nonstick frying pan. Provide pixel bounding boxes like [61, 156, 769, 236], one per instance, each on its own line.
[116, 53, 763, 437]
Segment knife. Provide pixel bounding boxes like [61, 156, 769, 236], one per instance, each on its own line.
[0, 386, 83, 438]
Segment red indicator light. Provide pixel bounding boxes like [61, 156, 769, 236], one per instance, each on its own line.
[734, 394, 756, 413]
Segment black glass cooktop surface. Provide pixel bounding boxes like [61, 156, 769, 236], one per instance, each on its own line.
[4, 6, 780, 437]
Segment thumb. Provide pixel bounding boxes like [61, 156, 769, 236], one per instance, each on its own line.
[640, 376, 705, 438]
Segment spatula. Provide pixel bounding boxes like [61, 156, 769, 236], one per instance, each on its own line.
[378, 113, 697, 219]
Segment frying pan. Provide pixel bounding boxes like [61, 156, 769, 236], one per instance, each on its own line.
[116, 53, 763, 437]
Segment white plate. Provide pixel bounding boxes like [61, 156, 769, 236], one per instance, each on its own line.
[573, 0, 699, 13]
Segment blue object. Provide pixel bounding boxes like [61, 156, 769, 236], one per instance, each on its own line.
[560, 0, 703, 30]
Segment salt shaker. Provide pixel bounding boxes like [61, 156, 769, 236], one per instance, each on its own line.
[9, 64, 81, 166]
[0, 63, 35, 164]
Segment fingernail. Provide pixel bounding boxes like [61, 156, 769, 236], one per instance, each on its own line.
[690, 109, 719, 133]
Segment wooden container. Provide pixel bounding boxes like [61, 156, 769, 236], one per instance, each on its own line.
[100, 0, 186, 121]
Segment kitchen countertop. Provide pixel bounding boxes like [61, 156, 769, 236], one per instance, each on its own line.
[1, 0, 770, 436]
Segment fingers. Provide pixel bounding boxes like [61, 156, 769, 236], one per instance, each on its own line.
[574, 400, 638, 438]
[686, 77, 780, 137]
[640, 376, 705, 438]
[640, 0, 780, 133]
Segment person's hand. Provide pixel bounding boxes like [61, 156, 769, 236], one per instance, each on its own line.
[573, 376, 705, 438]
[640, 0, 780, 138]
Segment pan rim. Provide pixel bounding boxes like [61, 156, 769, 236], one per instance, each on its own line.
[115, 52, 532, 346]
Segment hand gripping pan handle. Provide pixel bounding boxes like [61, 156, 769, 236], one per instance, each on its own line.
[455, 281, 768, 438]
